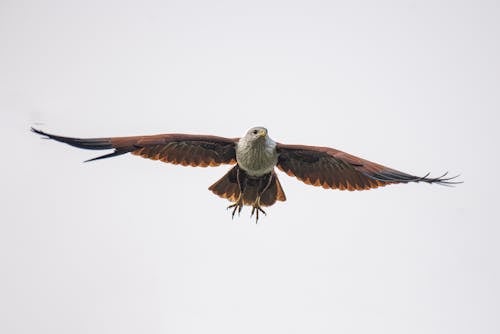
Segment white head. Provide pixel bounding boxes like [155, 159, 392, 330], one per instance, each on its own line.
[244, 126, 268, 142]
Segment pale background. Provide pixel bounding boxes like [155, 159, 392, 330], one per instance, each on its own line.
[1, 0, 499, 333]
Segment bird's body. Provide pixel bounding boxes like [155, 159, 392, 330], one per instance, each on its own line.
[236, 127, 278, 177]
[32, 126, 459, 222]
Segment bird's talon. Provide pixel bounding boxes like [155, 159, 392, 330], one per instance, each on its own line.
[227, 198, 244, 219]
[250, 200, 266, 223]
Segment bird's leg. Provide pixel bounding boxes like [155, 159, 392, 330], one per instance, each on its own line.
[250, 173, 273, 223]
[227, 167, 245, 219]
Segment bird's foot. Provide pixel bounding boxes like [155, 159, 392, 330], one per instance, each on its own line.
[227, 197, 244, 219]
[250, 199, 266, 223]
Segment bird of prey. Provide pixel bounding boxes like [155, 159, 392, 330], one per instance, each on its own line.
[32, 126, 459, 222]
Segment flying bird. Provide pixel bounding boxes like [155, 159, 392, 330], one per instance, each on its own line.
[32, 126, 459, 222]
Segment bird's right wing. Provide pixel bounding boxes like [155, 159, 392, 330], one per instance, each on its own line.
[32, 128, 238, 166]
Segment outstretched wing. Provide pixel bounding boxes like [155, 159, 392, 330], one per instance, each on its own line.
[32, 127, 238, 167]
[276, 144, 459, 191]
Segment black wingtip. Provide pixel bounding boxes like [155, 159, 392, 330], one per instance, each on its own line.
[368, 170, 462, 186]
[31, 127, 127, 162]
[415, 171, 463, 186]
[83, 149, 129, 162]
[31, 127, 114, 150]
[31, 127, 48, 137]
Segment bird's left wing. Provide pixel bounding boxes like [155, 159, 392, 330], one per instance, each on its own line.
[276, 143, 459, 190]
[32, 128, 238, 166]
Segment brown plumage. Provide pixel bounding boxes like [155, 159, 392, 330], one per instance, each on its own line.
[32, 126, 459, 222]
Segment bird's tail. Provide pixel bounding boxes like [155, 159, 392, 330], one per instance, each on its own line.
[209, 166, 286, 206]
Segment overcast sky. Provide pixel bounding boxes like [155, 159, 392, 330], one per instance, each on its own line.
[1, 0, 499, 333]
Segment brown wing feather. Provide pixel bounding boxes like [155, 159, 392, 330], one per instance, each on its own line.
[276, 143, 459, 191]
[32, 128, 237, 166]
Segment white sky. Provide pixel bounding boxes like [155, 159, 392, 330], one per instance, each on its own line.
[1, 0, 499, 333]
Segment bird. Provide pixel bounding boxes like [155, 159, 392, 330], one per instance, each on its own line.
[31, 126, 459, 222]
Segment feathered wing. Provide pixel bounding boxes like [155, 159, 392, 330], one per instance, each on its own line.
[32, 128, 238, 166]
[276, 143, 459, 191]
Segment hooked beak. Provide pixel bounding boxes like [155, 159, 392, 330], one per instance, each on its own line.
[258, 128, 267, 137]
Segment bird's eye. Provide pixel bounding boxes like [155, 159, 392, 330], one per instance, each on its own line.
[252, 130, 258, 135]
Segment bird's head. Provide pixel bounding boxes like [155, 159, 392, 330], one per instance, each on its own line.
[245, 126, 268, 142]
[238, 126, 276, 152]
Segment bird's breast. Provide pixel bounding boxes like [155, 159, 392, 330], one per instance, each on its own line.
[236, 142, 278, 177]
